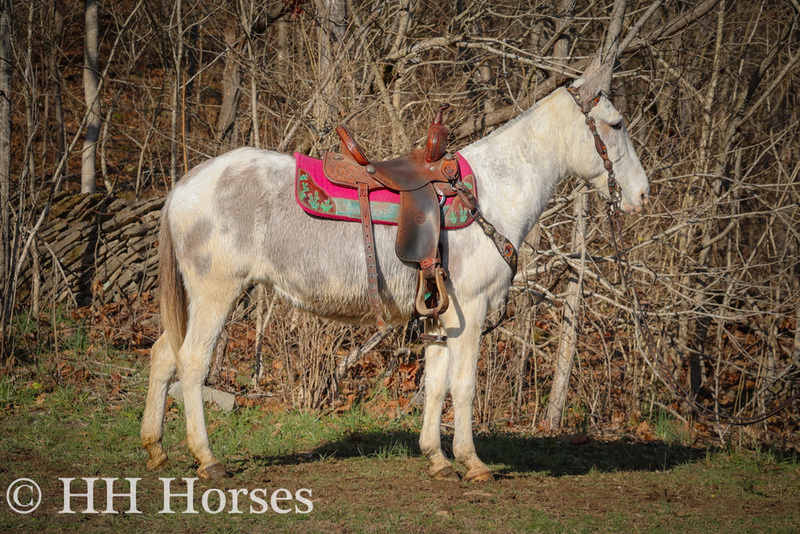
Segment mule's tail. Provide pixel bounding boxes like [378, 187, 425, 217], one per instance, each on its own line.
[158, 210, 188, 356]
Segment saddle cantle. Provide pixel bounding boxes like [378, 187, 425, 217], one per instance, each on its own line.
[319, 104, 469, 332]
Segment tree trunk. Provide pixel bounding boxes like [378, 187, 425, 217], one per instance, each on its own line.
[546, 191, 587, 429]
[602, 0, 627, 64]
[23, 0, 36, 200]
[242, 0, 260, 148]
[553, 0, 577, 61]
[0, 0, 12, 358]
[313, 0, 347, 125]
[81, 0, 101, 194]
[544, 0, 591, 431]
[170, 0, 183, 185]
[388, 0, 415, 151]
[216, 24, 241, 145]
[48, 0, 66, 187]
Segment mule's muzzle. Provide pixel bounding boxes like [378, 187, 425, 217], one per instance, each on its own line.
[621, 190, 648, 214]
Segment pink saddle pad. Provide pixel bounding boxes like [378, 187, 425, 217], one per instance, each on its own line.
[294, 152, 476, 229]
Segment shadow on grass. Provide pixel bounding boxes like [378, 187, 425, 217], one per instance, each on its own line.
[237, 428, 748, 477]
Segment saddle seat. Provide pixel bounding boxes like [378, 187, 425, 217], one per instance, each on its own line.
[322, 105, 464, 332]
[327, 131, 457, 192]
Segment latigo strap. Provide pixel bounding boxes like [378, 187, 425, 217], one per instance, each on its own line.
[357, 182, 386, 332]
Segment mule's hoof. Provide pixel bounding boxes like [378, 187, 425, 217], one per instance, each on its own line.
[144, 445, 169, 471]
[146, 455, 169, 471]
[465, 467, 493, 482]
[198, 463, 226, 480]
[429, 465, 460, 482]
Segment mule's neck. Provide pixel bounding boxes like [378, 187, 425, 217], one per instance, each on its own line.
[459, 89, 572, 247]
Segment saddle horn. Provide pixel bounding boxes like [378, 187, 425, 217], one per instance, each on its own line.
[425, 103, 450, 163]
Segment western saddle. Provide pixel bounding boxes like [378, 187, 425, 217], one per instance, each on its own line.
[323, 105, 467, 332]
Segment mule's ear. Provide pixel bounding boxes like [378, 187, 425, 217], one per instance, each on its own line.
[575, 49, 613, 102]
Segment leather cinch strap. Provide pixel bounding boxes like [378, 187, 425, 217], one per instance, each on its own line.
[357, 182, 386, 333]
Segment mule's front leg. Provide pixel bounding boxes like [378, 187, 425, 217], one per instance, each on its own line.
[449, 300, 492, 482]
[419, 341, 458, 481]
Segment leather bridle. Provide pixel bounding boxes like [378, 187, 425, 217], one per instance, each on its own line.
[566, 84, 798, 425]
[566, 85, 622, 213]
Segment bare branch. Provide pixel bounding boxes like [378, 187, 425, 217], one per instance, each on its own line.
[624, 0, 721, 53]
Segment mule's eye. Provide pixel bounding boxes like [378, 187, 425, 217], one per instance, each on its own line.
[610, 120, 623, 130]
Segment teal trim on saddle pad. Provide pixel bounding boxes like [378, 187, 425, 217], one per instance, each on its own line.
[324, 194, 473, 227]
[333, 197, 402, 223]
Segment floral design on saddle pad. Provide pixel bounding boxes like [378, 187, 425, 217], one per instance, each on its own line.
[294, 152, 476, 229]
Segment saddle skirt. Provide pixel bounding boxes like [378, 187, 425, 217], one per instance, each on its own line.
[294, 152, 477, 229]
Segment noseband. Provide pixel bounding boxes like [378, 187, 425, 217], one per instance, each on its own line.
[566, 85, 621, 213]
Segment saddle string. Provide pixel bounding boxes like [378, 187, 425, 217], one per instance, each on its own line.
[567, 84, 799, 425]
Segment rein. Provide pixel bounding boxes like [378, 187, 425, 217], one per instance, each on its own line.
[567, 84, 799, 426]
[452, 180, 518, 276]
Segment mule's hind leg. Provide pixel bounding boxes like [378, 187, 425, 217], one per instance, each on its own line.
[419, 340, 458, 481]
[141, 333, 177, 470]
[448, 298, 492, 482]
[178, 287, 238, 480]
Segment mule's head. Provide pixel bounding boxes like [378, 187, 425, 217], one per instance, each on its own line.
[564, 55, 649, 214]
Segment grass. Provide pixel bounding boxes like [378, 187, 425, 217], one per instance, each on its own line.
[0, 317, 798, 532]
[1, 368, 798, 533]
[651, 407, 693, 444]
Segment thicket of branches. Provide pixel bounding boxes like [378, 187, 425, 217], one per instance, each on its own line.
[1, 0, 798, 443]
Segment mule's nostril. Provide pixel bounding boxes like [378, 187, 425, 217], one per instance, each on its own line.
[640, 192, 649, 206]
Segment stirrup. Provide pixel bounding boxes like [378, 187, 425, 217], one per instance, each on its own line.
[415, 267, 449, 318]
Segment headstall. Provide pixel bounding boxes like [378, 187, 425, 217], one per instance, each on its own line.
[566, 85, 621, 213]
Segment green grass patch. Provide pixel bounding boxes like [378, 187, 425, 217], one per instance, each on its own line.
[1, 363, 798, 532]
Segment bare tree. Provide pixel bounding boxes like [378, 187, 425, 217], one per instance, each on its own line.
[216, 21, 241, 145]
[170, 0, 185, 180]
[553, 0, 577, 64]
[545, 0, 625, 430]
[47, 0, 66, 187]
[81, 0, 101, 194]
[546, 191, 587, 429]
[0, 0, 12, 360]
[543, 0, 580, 430]
[313, 0, 347, 127]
